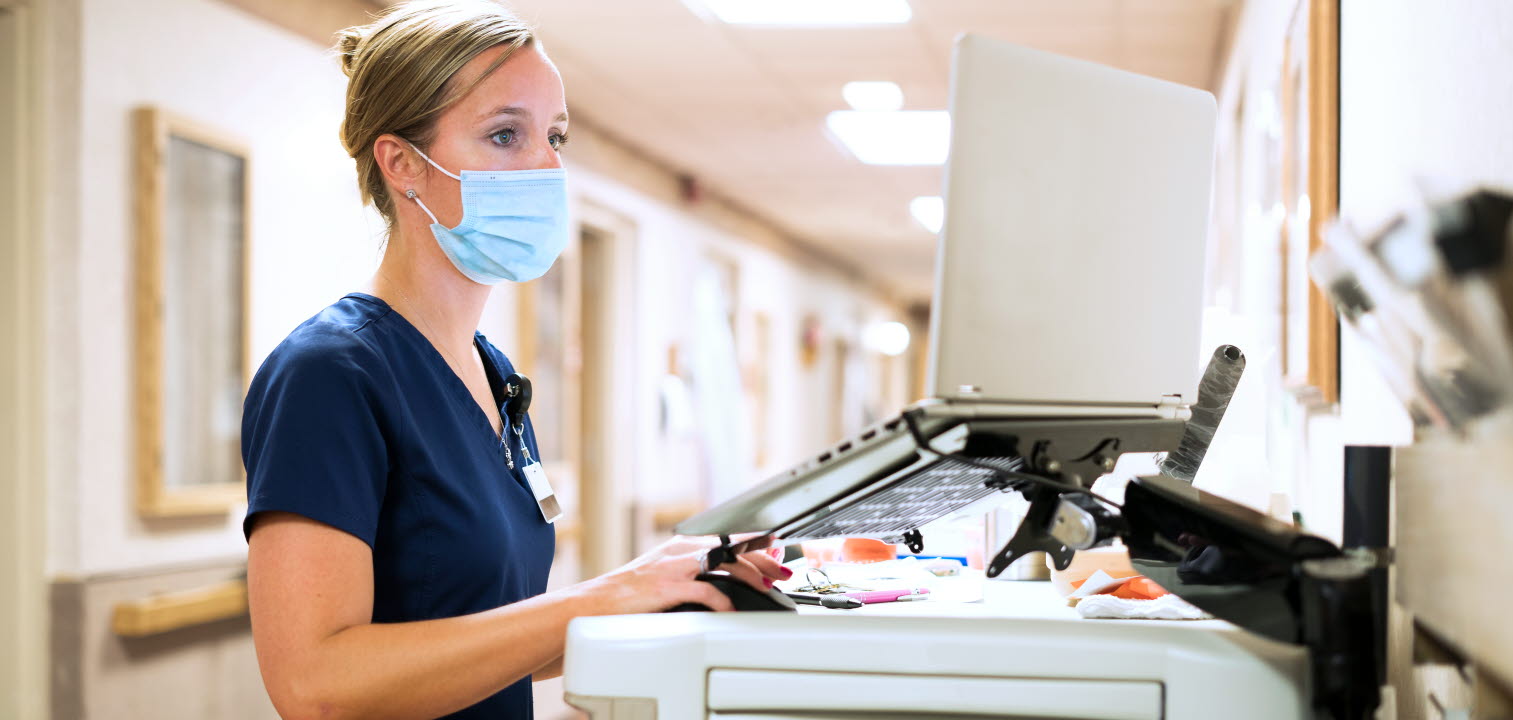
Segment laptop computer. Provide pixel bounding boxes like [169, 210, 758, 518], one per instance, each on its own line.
[677, 34, 1218, 545]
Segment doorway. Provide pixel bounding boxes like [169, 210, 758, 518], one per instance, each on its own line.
[524, 203, 636, 720]
[517, 202, 639, 586]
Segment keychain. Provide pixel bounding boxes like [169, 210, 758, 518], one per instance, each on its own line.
[503, 374, 561, 523]
[500, 374, 531, 470]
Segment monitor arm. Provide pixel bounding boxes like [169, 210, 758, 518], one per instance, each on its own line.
[987, 344, 1247, 575]
[978, 345, 1383, 720]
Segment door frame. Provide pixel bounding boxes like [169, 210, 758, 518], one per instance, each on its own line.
[0, 1, 52, 717]
[574, 200, 639, 578]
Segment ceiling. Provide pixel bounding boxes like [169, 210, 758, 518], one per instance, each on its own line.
[381, 0, 1237, 303]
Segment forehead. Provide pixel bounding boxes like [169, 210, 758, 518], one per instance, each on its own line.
[448, 43, 567, 121]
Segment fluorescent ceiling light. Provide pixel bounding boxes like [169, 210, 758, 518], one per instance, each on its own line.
[826, 110, 949, 165]
[910, 196, 944, 234]
[863, 321, 912, 356]
[691, 0, 912, 25]
[843, 81, 904, 112]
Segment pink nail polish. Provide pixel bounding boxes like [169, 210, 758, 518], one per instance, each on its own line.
[764, 577, 775, 589]
[780, 567, 794, 579]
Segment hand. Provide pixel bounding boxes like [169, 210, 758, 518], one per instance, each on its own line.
[632, 534, 792, 592]
[579, 535, 793, 614]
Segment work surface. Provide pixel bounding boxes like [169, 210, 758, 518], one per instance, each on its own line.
[788, 570, 1236, 632]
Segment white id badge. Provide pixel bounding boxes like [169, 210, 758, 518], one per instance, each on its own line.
[521, 462, 562, 524]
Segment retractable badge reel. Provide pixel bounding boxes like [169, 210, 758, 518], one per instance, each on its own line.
[504, 373, 562, 524]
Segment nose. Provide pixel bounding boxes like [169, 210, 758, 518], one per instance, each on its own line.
[532, 141, 563, 171]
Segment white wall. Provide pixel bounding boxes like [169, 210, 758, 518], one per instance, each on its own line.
[1337, 0, 1513, 444]
[46, 0, 380, 577]
[49, 0, 908, 580]
[1204, 0, 1345, 541]
[1208, 0, 1513, 544]
[1339, 0, 1513, 218]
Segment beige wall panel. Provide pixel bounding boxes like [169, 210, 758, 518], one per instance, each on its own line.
[1395, 431, 1513, 689]
[51, 562, 275, 720]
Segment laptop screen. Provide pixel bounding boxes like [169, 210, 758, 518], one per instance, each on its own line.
[928, 35, 1217, 407]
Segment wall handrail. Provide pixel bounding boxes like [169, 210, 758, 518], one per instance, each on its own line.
[111, 578, 248, 637]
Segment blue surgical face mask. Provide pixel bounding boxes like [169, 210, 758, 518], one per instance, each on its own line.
[405, 143, 569, 285]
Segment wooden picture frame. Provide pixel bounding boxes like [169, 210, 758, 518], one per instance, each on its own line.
[133, 107, 251, 517]
[1279, 0, 1341, 404]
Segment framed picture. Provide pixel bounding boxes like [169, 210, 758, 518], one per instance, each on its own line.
[1279, 0, 1340, 404]
[133, 107, 250, 517]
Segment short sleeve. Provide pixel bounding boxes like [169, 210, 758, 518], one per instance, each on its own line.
[242, 324, 391, 548]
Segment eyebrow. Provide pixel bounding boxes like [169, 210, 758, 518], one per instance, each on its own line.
[482, 105, 570, 123]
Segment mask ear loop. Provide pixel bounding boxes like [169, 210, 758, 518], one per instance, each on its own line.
[403, 141, 461, 226]
[407, 141, 462, 180]
[405, 188, 440, 225]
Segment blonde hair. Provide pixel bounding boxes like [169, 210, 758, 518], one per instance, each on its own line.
[336, 0, 535, 228]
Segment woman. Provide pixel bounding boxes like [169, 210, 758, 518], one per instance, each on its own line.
[240, 2, 788, 718]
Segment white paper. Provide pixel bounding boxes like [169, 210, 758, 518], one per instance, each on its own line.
[1068, 569, 1129, 599]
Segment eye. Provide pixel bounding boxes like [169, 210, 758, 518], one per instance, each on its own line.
[490, 128, 516, 146]
[549, 132, 569, 151]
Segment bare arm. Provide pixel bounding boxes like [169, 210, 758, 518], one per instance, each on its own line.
[248, 513, 772, 720]
[531, 655, 564, 682]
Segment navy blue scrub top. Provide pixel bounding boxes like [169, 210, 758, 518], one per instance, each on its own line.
[241, 292, 555, 720]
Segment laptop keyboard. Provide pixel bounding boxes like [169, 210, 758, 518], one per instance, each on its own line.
[781, 455, 1024, 540]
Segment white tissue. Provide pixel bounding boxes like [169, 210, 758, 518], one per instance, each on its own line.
[1075, 593, 1214, 621]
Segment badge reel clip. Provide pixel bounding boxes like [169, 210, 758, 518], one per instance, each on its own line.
[503, 373, 562, 524]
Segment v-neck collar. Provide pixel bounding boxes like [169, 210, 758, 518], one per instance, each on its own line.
[345, 292, 509, 447]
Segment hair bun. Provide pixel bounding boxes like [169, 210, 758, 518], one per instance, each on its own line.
[334, 26, 365, 77]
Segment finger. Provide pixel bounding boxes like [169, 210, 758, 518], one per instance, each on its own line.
[669, 535, 727, 559]
[741, 551, 792, 581]
[718, 557, 770, 592]
[692, 583, 736, 612]
[729, 532, 769, 546]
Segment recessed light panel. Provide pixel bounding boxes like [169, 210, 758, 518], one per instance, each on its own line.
[910, 196, 945, 233]
[842, 81, 904, 112]
[826, 111, 950, 165]
[863, 321, 912, 356]
[690, 0, 912, 25]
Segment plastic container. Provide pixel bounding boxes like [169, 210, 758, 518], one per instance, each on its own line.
[1047, 545, 1139, 597]
[799, 538, 845, 567]
[840, 538, 896, 563]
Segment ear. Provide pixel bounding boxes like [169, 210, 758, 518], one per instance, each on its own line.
[373, 133, 428, 200]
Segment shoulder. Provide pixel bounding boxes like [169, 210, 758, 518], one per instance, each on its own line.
[251, 297, 394, 396]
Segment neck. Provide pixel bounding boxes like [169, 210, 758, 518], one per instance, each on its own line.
[368, 229, 491, 355]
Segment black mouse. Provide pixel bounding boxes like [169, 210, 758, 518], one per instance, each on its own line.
[664, 572, 798, 613]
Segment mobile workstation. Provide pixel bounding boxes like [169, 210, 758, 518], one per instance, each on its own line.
[563, 35, 1382, 720]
